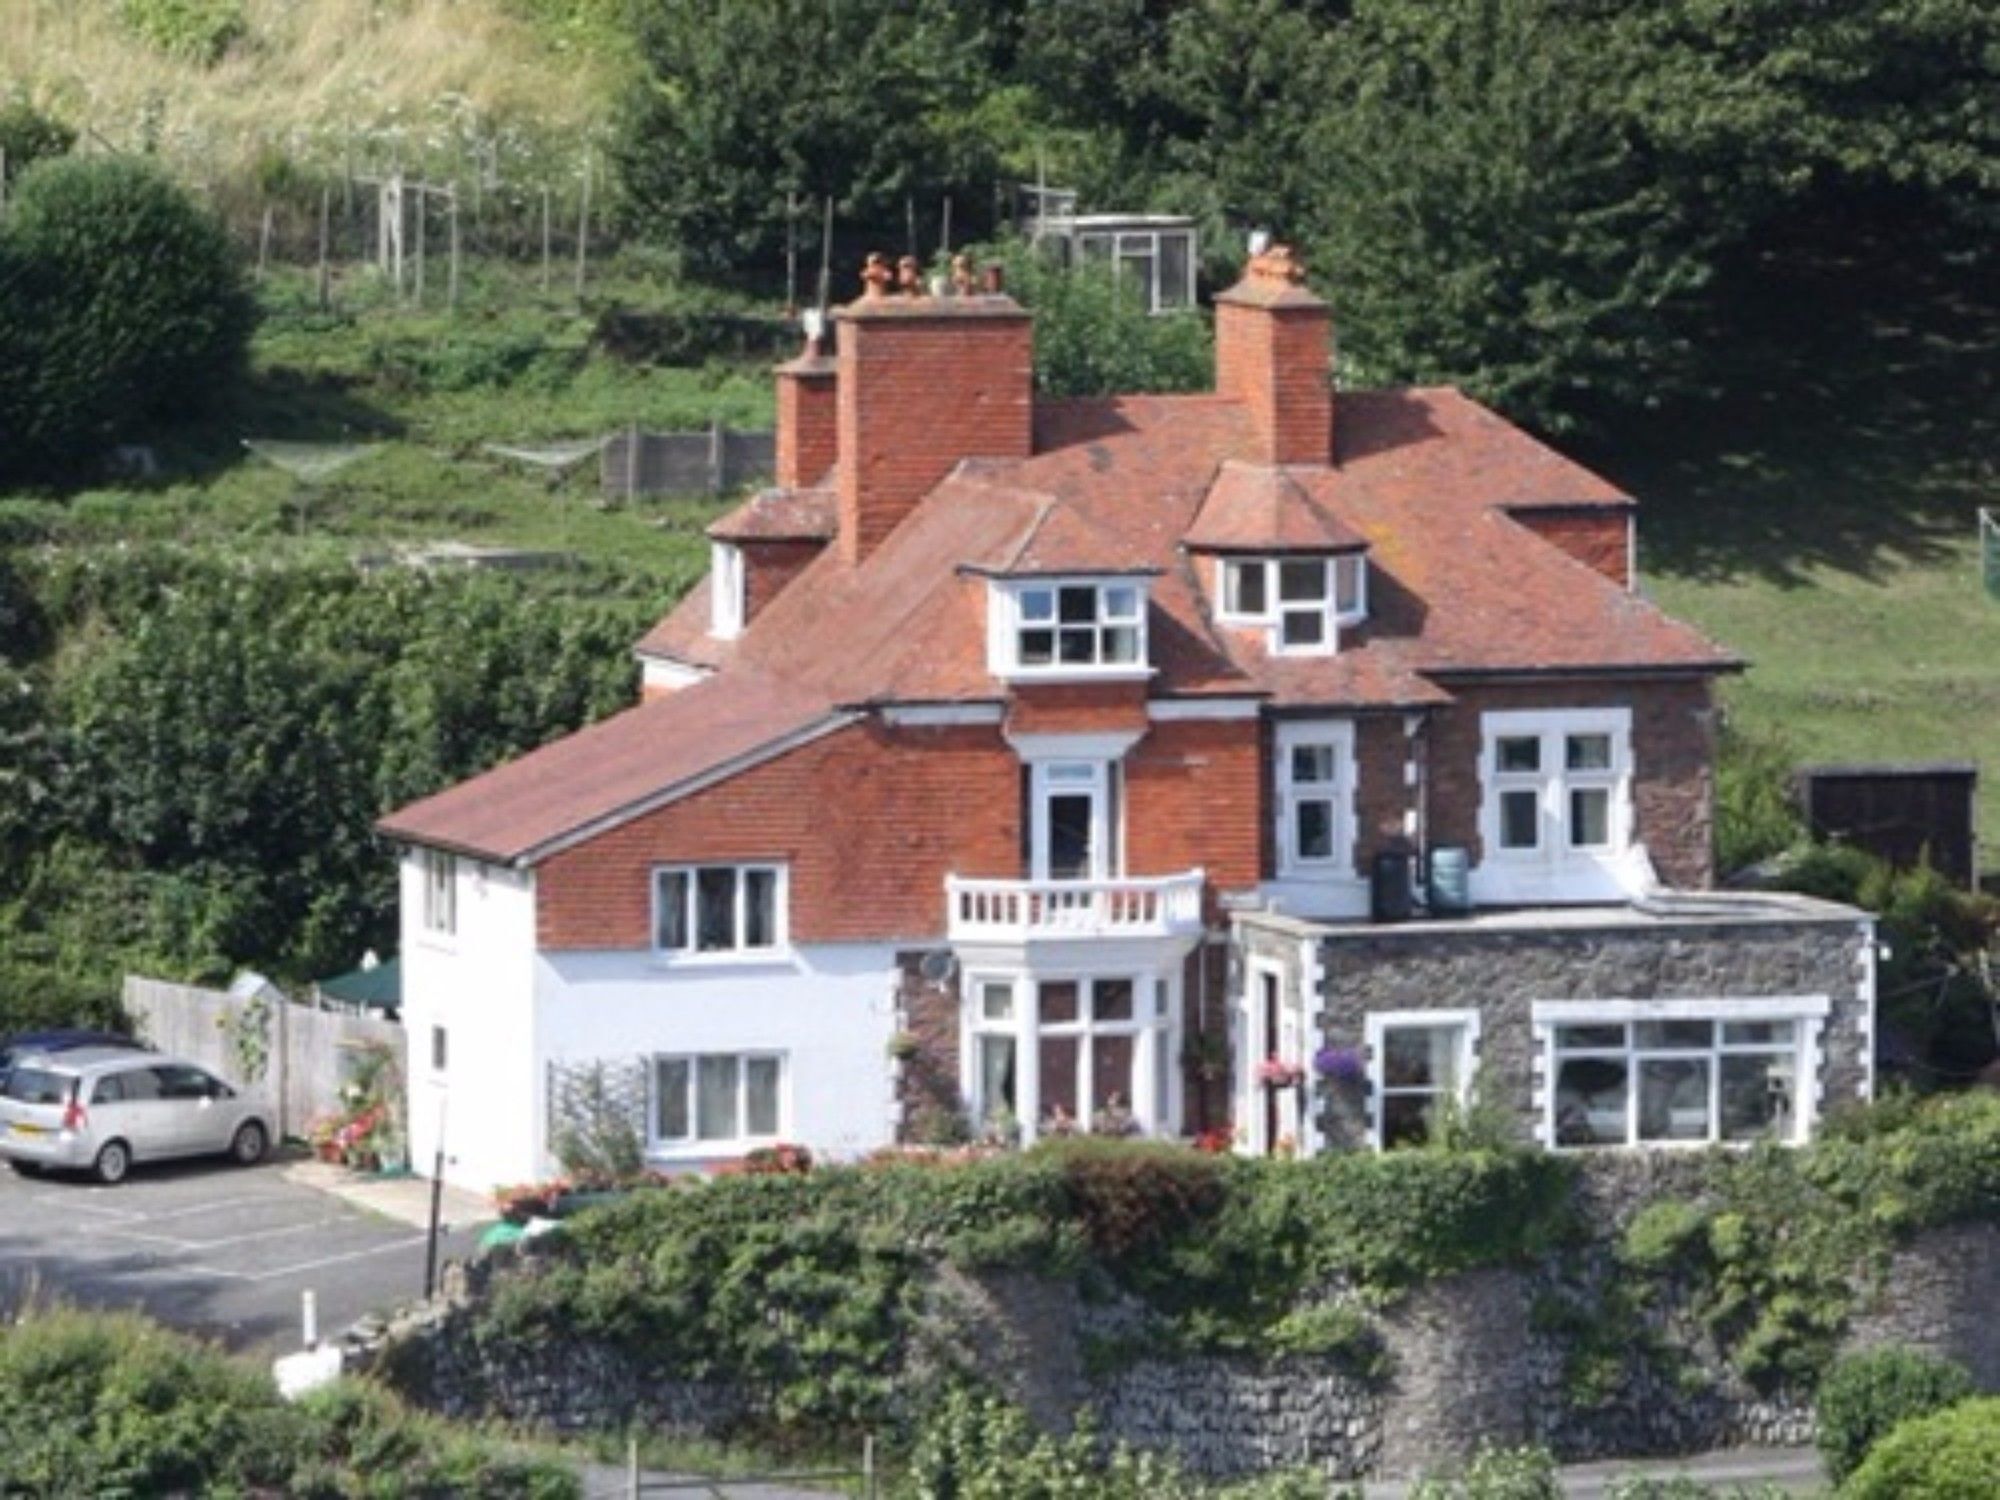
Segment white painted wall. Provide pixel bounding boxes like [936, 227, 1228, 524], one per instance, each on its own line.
[530, 943, 902, 1182]
[399, 855, 539, 1194]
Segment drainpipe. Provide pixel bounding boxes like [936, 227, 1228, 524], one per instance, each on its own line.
[1406, 709, 1434, 906]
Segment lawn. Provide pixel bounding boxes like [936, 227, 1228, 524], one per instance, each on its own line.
[1581, 248, 2000, 870]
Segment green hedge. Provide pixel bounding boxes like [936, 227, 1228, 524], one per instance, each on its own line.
[1842, 1397, 2000, 1500]
[1815, 1346, 1975, 1484]
[0, 1307, 576, 1497]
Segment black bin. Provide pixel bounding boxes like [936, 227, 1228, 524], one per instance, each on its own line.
[1371, 847, 1415, 923]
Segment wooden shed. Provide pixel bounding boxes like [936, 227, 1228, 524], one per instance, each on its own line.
[1796, 762, 1981, 888]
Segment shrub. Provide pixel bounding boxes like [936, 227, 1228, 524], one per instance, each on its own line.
[1842, 1395, 2000, 1499]
[1408, 1446, 1561, 1499]
[1618, 1200, 1710, 1275]
[0, 157, 254, 478]
[0, 100, 74, 185]
[1714, 725, 1805, 876]
[903, 1388, 1198, 1500]
[1815, 1345, 1975, 1483]
[119, 0, 248, 65]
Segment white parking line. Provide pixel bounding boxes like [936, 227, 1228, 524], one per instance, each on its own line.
[183, 1233, 431, 1284]
[20, 1191, 147, 1222]
[93, 1215, 354, 1255]
[129, 1195, 274, 1225]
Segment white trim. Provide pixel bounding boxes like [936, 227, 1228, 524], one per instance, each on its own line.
[710, 542, 746, 640]
[646, 1050, 789, 1159]
[1472, 707, 1641, 905]
[879, 702, 1006, 727]
[1028, 760, 1115, 881]
[1532, 996, 1831, 1150]
[1274, 719, 1358, 879]
[638, 656, 713, 694]
[1298, 937, 1324, 1155]
[1363, 1008, 1482, 1150]
[1530, 996, 1831, 1025]
[649, 862, 790, 962]
[520, 712, 862, 865]
[1213, 555, 1368, 655]
[1857, 918, 1879, 1102]
[1006, 729, 1145, 762]
[1147, 697, 1263, 721]
[987, 576, 1153, 682]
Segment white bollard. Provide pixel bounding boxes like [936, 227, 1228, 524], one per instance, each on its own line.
[302, 1288, 318, 1351]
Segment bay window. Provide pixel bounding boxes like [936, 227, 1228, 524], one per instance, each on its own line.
[652, 1052, 785, 1149]
[965, 973, 1171, 1140]
[1216, 554, 1367, 654]
[653, 864, 785, 957]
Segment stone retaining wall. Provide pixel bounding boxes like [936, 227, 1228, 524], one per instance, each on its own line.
[352, 1207, 2000, 1482]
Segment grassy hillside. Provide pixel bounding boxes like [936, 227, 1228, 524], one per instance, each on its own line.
[0, 0, 621, 181]
[1586, 249, 2000, 871]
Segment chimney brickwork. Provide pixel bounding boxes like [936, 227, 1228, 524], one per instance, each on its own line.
[1215, 245, 1334, 467]
[774, 350, 838, 490]
[835, 254, 1033, 566]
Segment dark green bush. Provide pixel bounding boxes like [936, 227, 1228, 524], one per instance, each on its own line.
[1842, 1395, 2000, 1499]
[0, 1306, 575, 1497]
[1815, 1345, 1975, 1483]
[0, 157, 255, 478]
[0, 100, 74, 185]
[1618, 1200, 1710, 1275]
[985, 237, 1213, 398]
[1714, 725, 1805, 876]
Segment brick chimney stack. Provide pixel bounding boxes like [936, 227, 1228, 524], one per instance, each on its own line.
[834, 253, 1033, 566]
[773, 315, 837, 490]
[1215, 244, 1333, 467]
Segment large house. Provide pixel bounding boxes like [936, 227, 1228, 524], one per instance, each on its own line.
[380, 247, 1875, 1191]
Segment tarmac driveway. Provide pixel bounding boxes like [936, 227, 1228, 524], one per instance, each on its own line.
[0, 1154, 484, 1352]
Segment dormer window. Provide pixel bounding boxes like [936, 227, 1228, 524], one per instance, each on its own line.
[710, 542, 745, 639]
[989, 578, 1150, 679]
[1216, 554, 1366, 655]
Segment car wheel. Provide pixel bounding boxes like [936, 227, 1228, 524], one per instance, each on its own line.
[229, 1121, 268, 1166]
[93, 1140, 131, 1186]
[8, 1159, 40, 1177]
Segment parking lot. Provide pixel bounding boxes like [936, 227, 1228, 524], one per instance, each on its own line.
[0, 1155, 484, 1352]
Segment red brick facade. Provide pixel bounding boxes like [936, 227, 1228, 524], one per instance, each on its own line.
[1510, 508, 1633, 589]
[741, 538, 824, 623]
[774, 354, 837, 490]
[836, 301, 1033, 565]
[536, 674, 1715, 949]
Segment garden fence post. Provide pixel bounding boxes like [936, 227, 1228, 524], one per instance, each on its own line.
[626, 1436, 639, 1499]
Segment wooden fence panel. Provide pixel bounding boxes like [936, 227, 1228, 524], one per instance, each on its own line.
[123, 975, 406, 1140]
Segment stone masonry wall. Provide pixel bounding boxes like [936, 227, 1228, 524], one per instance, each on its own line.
[354, 1207, 2000, 1482]
[1310, 915, 1871, 1150]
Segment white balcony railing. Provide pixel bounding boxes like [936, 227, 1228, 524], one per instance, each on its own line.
[946, 870, 1205, 942]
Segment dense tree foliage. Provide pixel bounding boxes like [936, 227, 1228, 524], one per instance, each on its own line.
[0, 100, 75, 185]
[614, 0, 1996, 429]
[0, 158, 255, 480]
[0, 556, 662, 1028]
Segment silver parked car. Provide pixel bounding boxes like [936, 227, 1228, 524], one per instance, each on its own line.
[0, 1048, 273, 1184]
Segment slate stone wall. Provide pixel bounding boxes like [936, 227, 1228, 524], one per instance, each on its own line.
[1305, 913, 1872, 1150]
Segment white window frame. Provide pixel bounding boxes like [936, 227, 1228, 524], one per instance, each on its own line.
[1214, 555, 1367, 656]
[650, 863, 788, 962]
[710, 542, 746, 639]
[1029, 759, 1119, 881]
[1532, 997, 1828, 1150]
[1073, 226, 1198, 313]
[987, 577, 1152, 681]
[1477, 709, 1634, 889]
[1275, 720, 1357, 877]
[649, 1051, 788, 1153]
[421, 850, 457, 936]
[963, 970, 1173, 1143]
[1364, 1009, 1482, 1151]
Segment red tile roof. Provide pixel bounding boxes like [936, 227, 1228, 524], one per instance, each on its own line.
[707, 484, 837, 542]
[387, 384, 1736, 860]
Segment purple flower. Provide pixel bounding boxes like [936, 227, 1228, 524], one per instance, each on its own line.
[1314, 1046, 1367, 1085]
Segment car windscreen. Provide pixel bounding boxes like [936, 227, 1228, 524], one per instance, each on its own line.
[2, 1068, 73, 1106]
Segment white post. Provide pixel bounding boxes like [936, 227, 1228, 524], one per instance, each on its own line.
[1016, 975, 1039, 1145]
[301, 1289, 318, 1350]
